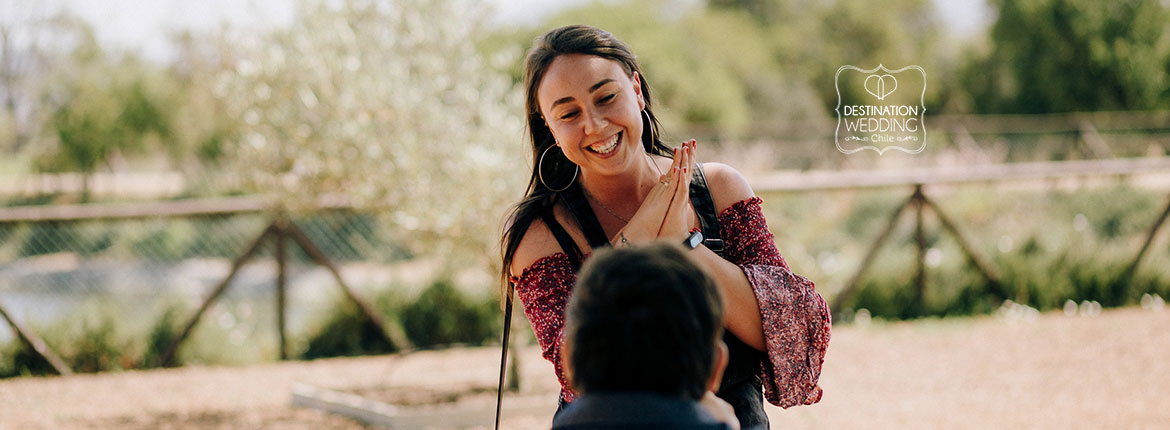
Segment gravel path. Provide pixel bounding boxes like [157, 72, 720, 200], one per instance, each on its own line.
[1, 306, 1166, 429]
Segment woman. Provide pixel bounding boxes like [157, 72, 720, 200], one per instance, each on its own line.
[500, 25, 830, 429]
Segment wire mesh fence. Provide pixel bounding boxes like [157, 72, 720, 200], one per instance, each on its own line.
[0, 206, 437, 372]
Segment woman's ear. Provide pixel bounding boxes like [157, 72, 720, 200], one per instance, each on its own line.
[707, 339, 729, 392]
[632, 71, 646, 111]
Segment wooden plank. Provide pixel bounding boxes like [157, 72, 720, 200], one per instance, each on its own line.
[0, 194, 355, 224]
[752, 157, 1170, 192]
[1122, 192, 1170, 283]
[0, 300, 73, 376]
[829, 192, 916, 316]
[2, 157, 1168, 223]
[291, 383, 399, 427]
[0, 196, 268, 223]
[156, 224, 275, 367]
[285, 222, 413, 351]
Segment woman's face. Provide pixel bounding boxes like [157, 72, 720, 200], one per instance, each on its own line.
[537, 54, 645, 179]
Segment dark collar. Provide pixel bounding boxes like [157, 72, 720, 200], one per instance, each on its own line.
[552, 391, 730, 430]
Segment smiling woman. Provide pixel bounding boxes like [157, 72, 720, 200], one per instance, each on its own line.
[498, 25, 831, 430]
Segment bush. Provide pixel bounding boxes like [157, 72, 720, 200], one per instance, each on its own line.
[0, 339, 60, 378]
[139, 303, 182, 368]
[299, 299, 398, 360]
[400, 280, 499, 348]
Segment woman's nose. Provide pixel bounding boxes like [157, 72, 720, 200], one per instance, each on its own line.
[581, 107, 607, 135]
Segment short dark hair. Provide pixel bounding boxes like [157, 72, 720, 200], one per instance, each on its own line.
[564, 244, 724, 400]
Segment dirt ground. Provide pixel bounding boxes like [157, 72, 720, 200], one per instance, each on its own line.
[1, 305, 1167, 430]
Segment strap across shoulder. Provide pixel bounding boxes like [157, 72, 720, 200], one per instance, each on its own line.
[688, 164, 725, 256]
[540, 209, 583, 270]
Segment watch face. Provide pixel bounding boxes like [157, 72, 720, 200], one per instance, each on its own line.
[684, 231, 704, 249]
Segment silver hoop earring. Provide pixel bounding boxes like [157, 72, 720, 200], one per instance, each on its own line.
[538, 145, 578, 192]
[641, 109, 656, 148]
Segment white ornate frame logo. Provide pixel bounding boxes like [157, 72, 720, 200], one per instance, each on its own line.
[834, 64, 927, 155]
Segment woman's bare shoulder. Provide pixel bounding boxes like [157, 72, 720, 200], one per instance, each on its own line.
[700, 162, 756, 213]
[509, 205, 588, 278]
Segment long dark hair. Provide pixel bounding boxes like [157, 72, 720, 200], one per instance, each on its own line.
[499, 25, 673, 291]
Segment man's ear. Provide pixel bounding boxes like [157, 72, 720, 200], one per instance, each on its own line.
[561, 339, 576, 391]
[706, 339, 729, 392]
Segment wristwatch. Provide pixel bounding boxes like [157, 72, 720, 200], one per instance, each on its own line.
[682, 230, 704, 250]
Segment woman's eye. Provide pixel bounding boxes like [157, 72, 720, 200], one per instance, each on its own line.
[560, 111, 578, 120]
[598, 94, 615, 104]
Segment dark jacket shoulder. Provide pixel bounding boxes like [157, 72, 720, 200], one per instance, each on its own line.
[552, 392, 732, 430]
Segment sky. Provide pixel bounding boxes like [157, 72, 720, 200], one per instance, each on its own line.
[20, 0, 992, 63]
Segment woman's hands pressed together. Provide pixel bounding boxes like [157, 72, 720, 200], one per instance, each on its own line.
[658, 139, 696, 240]
[611, 140, 698, 246]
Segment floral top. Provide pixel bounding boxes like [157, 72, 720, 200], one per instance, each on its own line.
[511, 197, 830, 408]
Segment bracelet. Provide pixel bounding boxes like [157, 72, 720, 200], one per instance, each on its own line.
[618, 231, 630, 247]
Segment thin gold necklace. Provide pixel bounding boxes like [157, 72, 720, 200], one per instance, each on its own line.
[584, 153, 665, 223]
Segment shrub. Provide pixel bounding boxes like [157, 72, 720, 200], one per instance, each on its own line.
[299, 299, 398, 360]
[400, 280, 499, 348]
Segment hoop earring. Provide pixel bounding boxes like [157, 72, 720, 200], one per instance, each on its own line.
[641, 109, 656, 149]
[538, 145, 578, 192]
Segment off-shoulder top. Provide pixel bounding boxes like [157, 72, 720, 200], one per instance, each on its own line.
[511, 196, 830, 408]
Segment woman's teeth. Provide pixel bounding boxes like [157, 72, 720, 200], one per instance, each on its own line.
[589, 132, 621, 154]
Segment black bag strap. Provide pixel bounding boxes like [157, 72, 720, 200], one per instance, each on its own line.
[689, 164, 725, 257]
[560, 184, 611, 250]
[541, 209, 584, 270]
[494, 281, 513, 430]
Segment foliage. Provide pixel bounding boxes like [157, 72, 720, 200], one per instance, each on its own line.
[0, 303, 132, 377]
[299, 300, 398, 360]
[139, 302, 182, 368]
[400, 279, 499, 348]
[780, 185, 1170, 321]
[31, 18, 176, 200]
[201, 0, 525, 271]
[297, 280, 500, 359]
[963, 0, 1170, 113]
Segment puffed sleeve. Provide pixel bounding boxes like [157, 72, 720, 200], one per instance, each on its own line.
[512, 253, 579, 402]
[718, 197, 831, 408]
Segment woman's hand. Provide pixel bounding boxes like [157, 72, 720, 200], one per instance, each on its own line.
[658, 140, 696, 240]
[610, 142, 692, 246]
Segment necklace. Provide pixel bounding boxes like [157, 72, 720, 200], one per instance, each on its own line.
[584, 154, 666, 224]
[585, 188, 630, 223]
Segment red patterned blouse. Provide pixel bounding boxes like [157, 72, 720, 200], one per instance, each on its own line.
[511, 197, 830, 408]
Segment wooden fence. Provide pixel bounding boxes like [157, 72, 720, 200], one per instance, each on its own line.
[3, 156, 1170, 376]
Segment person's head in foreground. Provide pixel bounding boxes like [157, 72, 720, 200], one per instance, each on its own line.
[555, 243, 736, 429]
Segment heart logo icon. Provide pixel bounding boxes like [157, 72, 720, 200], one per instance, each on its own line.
[864, 74, 898, 100]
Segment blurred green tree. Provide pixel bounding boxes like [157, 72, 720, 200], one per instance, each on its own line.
[35, 19, 175, 201]
[964, 0, 1170, 113]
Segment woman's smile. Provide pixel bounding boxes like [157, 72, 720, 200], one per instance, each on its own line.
[586, 131, 622, 156]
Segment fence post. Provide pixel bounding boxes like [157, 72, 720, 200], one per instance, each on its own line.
[1122, 192, 1170, 284]
[157, 224, 276, 367]
[284, 222, 413, 351]
[0, 300, 73, 376]
[829, 190, 917, 316]
[913, 184, 927, 315]
[919, 192, 1006, 300]
[275, 218, 289, 361]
